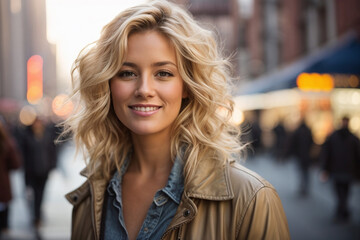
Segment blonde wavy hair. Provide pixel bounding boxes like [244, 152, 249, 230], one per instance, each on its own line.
[65, 0, 243, 182]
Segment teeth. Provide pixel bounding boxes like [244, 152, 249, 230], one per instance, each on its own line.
[133, 106, 159, 112]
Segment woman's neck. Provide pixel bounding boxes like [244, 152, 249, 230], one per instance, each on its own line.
[129, 132, 173, 177]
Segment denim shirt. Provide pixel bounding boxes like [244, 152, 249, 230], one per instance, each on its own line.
[103, 155, 184, 240]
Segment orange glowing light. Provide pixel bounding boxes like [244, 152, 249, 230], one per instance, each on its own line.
[297, 73, 334, 92]
[52, 94, 74, 118]
[27, 55, 43, 104]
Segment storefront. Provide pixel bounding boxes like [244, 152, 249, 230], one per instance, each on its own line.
[233, 33, 360, 150]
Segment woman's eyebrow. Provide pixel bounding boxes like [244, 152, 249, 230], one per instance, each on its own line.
[122, 62, 137, 68]
[122, 61, 176, 68]
[152, 61, 177, 67]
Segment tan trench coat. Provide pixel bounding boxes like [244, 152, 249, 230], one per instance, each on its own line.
[66, 160, 290, 240]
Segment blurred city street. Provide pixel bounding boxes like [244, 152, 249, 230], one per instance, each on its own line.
[2, 141, 85, 240]
[1, 143, 359, 240]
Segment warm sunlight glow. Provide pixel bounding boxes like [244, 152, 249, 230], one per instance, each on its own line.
[46, 0, 147, 91]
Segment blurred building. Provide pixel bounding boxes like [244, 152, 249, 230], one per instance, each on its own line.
[233, 0, 360, 146]
[238, 0, 360, 86]
[0, 0, 56, 104]
[240, 0, 359, 78]
[172, 0, 360, 89]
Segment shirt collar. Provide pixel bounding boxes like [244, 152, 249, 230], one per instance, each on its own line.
[162, 154, 184, 204]
[108, 156, 130, 187]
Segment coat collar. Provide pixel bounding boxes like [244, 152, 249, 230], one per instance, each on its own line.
[79, 158, 235, 201]
[185, 159, 234, 201]
[80, 166, 92, 178]
[161, 159, 235, 238]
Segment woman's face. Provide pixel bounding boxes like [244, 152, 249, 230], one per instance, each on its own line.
[110, 30, 187, 137]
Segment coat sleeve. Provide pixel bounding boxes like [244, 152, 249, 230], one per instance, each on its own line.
[238, 186, 290, 240]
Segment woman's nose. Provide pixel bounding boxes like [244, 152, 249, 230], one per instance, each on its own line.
[135, 74, 155, 98]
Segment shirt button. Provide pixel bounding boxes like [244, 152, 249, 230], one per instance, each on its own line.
[72, 195, 78, 202]
[183, 209, 191, 217]
[144, 227, 149, 232]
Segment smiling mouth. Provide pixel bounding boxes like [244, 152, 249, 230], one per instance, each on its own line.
[130, 106, 161, 112]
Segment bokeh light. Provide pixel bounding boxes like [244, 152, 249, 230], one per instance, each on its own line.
[297, 73, 334, 92]
[19, 105, 37, 126]
[52, 94, 74, 118]
[27, 55, 43, 104]
[231, 107, 245, 126]
[350, 116, 360, 133]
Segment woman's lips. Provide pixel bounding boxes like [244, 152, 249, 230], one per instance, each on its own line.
[129, 105, 162, 116]
[131, 106, 161, 112]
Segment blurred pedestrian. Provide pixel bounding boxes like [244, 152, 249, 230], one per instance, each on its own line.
[288, 119, 314, 196]
[247, 110, 263, 156]
[0, 119, 21, 235]
[64, 1, 289, 239]
[22, 117, 57, 228]
[272, 120, 287, 162]
[320, 116, 360, 222]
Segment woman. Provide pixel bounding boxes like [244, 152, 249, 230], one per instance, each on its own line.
[65, 1, 290, 239]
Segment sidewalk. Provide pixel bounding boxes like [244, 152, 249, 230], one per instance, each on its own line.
[244, 153, 360, 240]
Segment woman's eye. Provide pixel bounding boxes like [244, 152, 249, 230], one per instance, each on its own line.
[157, 71, 173, 78]
[118, 71, 136, 78]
